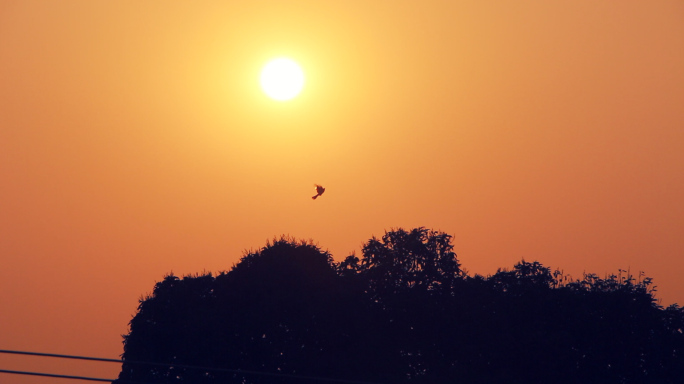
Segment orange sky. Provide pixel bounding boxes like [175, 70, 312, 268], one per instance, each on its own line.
[1, 1, 683, 382]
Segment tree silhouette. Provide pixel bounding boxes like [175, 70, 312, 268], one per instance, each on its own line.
[114, 237, 386, 384]
[357, 227, 463, 295]
[114, 228, 684, 384]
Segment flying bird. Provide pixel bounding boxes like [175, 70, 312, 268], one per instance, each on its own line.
[312, 184, 325, 200]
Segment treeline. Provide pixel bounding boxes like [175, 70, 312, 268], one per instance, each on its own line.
[114, 228, 684, 384]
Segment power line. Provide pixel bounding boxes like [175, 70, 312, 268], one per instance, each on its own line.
[0, 368, 111, 382]
[0, 349, 381, 384]
[0, 349, 120, 364]
[0, 368, 159, 384]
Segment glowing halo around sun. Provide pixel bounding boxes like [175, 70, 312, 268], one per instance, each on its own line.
[259, 58, 305, 101]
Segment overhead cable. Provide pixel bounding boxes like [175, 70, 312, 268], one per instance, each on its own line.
[0, 349, 381, 384]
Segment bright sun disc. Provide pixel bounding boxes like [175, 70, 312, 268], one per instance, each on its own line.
[260, 58, 304, 101]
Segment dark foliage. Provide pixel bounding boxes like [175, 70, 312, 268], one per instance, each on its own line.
[114, 228, 684, 384]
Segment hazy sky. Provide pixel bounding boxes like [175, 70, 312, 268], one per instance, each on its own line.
[1, 1, 683, 382]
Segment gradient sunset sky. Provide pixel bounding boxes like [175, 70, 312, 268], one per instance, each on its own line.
[1, 1, 683, 382]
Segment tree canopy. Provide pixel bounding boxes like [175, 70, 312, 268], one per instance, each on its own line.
[114, 228, 684, 384]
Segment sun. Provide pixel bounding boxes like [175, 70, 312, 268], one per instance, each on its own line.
[260, 58, 305, 101]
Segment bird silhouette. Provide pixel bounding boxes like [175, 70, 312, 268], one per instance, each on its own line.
[312, 184, 325, 200]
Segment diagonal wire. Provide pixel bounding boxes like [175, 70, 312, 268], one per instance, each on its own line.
[0, 349, 382, 384]
[0, 368, 112, 382]
[0, 368, 162, 384]
[0, 349, 120, 364]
